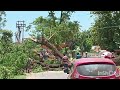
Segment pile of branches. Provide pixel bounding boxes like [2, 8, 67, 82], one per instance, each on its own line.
[24, 58, 63, 73]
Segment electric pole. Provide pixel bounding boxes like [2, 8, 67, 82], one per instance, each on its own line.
[16, 21, 26, 43]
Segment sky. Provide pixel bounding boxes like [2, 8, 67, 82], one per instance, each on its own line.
[3, 11, 94, 42]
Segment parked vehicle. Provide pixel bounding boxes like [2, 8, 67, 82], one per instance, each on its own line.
[67, 58, 120, 79]
[101, 51, 115, 59]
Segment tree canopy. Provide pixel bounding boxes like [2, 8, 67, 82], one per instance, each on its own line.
[28, 11, 80, 46]
[90, 11, 120, 51]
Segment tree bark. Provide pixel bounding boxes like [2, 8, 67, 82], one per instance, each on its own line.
[59, 11, 63, 24]
[37, 61, 63, 68]
[30, 36, 64, 59]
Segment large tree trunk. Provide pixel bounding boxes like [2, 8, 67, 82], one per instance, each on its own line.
[30, 36, 64, 59]
[59, 11, 63, 24]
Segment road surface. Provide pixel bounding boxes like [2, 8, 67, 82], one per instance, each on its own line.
[26, 71, 69, 79]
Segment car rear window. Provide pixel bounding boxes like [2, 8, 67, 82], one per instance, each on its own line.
[76, 64, 116, 76]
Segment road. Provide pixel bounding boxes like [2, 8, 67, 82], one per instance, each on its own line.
[26, 71, 69, 79]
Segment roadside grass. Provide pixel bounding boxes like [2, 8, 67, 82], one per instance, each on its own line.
[12, 74, 26, 79]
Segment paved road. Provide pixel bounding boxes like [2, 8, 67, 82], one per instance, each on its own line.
[26, 71, 69, 79]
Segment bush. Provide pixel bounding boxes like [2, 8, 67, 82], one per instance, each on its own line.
[0, 46, 29, 75]
[32, 65, 43, 73]
[0, 30, 35, 78]
[0, 66, 15, 79]
[0, 30, 50, 78]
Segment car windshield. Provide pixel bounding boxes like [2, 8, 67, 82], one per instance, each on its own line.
[76, 64, 116, 76]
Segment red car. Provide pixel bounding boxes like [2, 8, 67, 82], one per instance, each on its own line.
[67, 58, 120, 79]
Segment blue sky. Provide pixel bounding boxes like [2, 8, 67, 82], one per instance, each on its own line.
[3, 11, 94, 42]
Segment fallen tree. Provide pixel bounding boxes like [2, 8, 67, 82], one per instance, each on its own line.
[23, 36, 67, 73]
[30, 36, 64, 59]
[25, 58, 63, 73]
[37, 62, 63, 68]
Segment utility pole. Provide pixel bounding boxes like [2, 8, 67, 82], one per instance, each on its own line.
[16, 21, 26, 43]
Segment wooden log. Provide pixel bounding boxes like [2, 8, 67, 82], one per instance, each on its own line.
[30, 36, 64, 59]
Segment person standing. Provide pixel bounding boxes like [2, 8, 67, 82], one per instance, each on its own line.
[44, 50, 49, 60]
[38, 50, 44, 62]
[85, 52, 88, 58]
[62, 54, 71, 74]
[76, 53, 81, 59]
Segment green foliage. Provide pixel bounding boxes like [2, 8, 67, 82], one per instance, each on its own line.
[90, 11, 120, 50]
[0, 45, 28, 75]
[0, 66, 15, 79]
[0, 30, 39, 78]
[0, 11, 6, 29]
[0, 30, 13, 54]
[27, 11, 96, 53]
[22, 39, 38, 58]
[74, 30, 93, 52]
[13, 75, 26, 79]
[28, 11, 80, 46]
[0, 12, 44, 78]
[32, 65, 43, 73]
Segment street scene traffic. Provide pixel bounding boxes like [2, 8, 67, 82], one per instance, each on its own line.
[0, 11, 120, 79]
